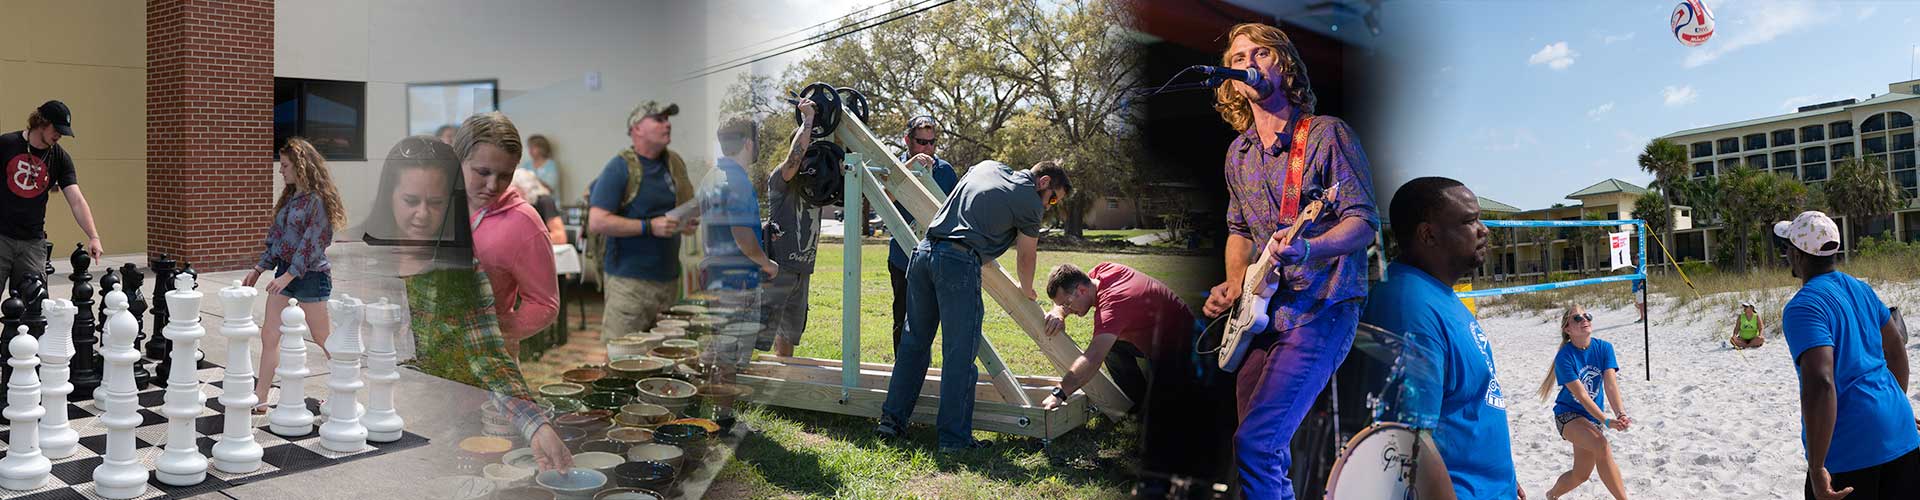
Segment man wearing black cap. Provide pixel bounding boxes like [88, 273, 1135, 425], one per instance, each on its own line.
[0, 100, 104, 291]
[587, 100, 696, 339]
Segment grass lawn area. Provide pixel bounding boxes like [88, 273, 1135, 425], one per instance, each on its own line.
[715, 242, 1219, 499]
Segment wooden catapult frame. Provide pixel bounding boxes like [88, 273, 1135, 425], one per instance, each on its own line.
[736, 113, 1133, 441]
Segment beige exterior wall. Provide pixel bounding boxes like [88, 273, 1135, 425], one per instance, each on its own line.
[1083, 196, 1140, 230]
[0, 0, 147, 255]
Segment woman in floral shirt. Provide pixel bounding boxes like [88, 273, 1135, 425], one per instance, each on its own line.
[245, 137, 348, 412]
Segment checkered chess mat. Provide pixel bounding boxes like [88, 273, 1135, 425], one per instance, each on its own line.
[0, 361, 430, 499]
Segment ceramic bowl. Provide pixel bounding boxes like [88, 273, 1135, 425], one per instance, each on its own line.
[459, 436, 514, 464]
[624, 443, 685, 471]
[495, 486, 557, 500]
[562, 367, 607, 385]
[483, 463, 535, 489]
[538, 382, 588, 400]
[593, 487, 664, 500]
[502, 448, 539, 470]
[652, 423, 709, 449]
[696, 383, 753, 410]
[607, 357, 672, 380]
[582, 392, 633, 412]
[665, 418, 720, 435]
[571, 451, 626, 476]
[635, 378, 697, 411]
[653, 319, 691, 330]
[580, 438, 628, 456]
[659, 339, 700, 351]
[646, 346, 698, 366]
[606, 426, 654, 446]
[606, 337, 655, 359]
[619, 403, 673, 425]
[554, 426, 590, 451]
[668, 305, 708, 315]
[542, 397, 585, 415]
[591, 377, 641, 397]
[534, 468, 607, 500]
[612, 460, 675, 491]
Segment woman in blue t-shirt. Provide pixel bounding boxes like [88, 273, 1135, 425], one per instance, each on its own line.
[1536, 304, 1633, 499]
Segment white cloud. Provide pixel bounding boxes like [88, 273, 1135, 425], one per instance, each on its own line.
[1588, 101, 1616, 120]
[1528, 41, 1578, 70]
[1663, 85, 1698, 106]
[1602, 32, 1636, 45]
[1859, 5, 1879, 21]
[1682, 1, 1824, 68]
[1477, 127, 1539, 151]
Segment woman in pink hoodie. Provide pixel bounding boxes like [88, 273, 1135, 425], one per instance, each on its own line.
[451, 112, 560, 356]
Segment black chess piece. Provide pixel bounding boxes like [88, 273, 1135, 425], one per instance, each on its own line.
[1, 277, 27, 382]
[42, 241, 54, 278]
[146, 255, 177, 361]
[20, 273, 45, 338]
[69, 243, 102, 399]
[121, 263, 154, 388]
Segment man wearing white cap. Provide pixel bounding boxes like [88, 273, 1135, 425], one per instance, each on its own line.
[1775, 210, 1920, 499]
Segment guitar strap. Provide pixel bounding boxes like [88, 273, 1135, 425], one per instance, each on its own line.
[1279, 115, 1313, 225]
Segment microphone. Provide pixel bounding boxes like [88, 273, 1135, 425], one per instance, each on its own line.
[1189, 65, 1274, 100]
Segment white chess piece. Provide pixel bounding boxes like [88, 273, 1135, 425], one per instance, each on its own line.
[362, 297, 405, 442]
[212, 281, 263, 473]
[320, 295, 368, 452]
[38, 298, 79, 459]
[0, 329, 52, 491]
[324, 293, 365, 421]
[92, 284, 147, 499]
[156, 273, 208, 486]
[268, 298, 315, 437]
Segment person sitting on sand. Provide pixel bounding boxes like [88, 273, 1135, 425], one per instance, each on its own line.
[1731, 301, 1765, 349]
[1538, 304, 1632, 500]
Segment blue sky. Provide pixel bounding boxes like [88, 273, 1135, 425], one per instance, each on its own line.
[1372, 0, 1920, 210]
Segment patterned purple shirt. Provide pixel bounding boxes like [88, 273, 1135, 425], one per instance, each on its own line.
[1223, 115, 1377, 333]
[257, 191, 334, 277]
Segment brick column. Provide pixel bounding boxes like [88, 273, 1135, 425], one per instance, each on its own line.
[147, 0, 274, 271]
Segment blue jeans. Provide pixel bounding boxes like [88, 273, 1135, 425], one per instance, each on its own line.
[880, 240, 983, 448]
[1234, 301, 1359, 499]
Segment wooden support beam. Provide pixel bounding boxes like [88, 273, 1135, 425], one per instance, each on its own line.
[743, 359, 1056, 404]
[757, 356, 1065, 387]
[736, 372, 1089, 440]
[833, 113, 1132, 419]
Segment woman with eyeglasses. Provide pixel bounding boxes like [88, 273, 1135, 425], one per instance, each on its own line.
[1537, 304, 1633, 500]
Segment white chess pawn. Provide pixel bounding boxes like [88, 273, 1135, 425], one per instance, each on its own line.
[362, 297, 405, 442]
[38, 298, 79, 460]
[0, 330, 52, 491]
[156, 273, 208, 486]
[268, 298, 314, 437]
[93, 284, 147, 499]
[212, 281, 263, 473]
[320, 295, 367, 452]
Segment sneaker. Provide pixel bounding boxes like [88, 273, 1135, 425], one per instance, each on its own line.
[936, 439, 990, 454]
[875, 419, 904, 440]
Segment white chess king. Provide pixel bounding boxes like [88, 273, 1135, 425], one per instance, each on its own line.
[267, 298, 315, 437]
[212, 281, 264, 473]
[0, 330, 52, 491]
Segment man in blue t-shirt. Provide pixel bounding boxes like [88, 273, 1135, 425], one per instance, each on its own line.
[1774, 210, 1920, 499]
[884, 115, 959, 351]
[1360, 177, 1520, 500]
[698, 115, 776, 291]
[587, 101, 696, 339]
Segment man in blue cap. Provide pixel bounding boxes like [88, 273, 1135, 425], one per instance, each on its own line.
[0, 100, 104, 291]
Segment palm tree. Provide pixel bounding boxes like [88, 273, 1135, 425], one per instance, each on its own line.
[1631, 190, 1671, 262]
[1719, 164, 1812, 271]
[1823, 156, 1907, 260]
[1580, 213, 1611, 273]
[1638, 139, 1690, 273]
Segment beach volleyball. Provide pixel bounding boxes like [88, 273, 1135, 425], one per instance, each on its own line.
[1671, 0, 1715, 47]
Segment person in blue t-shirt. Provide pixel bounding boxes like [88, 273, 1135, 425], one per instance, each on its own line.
[1360, 177, 1521, 500]
[587, 101, 696, 339]
[884, 115, 959, 351]
[1535, 304, 1632, 500]
[698, 115, 777, 291]
[1773, 210, 1920, 500]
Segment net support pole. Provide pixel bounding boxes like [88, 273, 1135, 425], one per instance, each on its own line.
[1639, 223, 1650, 381]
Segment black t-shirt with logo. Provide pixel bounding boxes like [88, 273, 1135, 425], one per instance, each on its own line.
[0, 131, 78, 240]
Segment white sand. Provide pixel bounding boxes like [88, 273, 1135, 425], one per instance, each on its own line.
[1477, 279, 1920, 499]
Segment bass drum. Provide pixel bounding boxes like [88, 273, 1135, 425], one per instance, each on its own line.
[1324, 422, 1418, 500]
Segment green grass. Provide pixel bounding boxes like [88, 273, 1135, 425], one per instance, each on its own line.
[718, 243, 1217, 499]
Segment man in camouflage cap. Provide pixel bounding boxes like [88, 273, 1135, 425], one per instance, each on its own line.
[586, 100, 695, 339]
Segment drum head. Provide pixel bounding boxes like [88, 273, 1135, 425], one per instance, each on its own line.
[1325, 423, 1417, 500]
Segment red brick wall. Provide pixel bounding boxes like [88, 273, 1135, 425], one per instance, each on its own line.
[146, 0, 274, 271]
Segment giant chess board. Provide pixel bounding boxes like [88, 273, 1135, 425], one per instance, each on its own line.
[0, 361, 429, 500]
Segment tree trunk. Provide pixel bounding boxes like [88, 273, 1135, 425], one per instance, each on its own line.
[1065, 202, 1086, 239]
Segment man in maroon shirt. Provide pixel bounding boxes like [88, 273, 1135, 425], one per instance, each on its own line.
[1043, 262, 1212, 490]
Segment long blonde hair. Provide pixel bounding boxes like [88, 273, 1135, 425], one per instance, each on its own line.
[1212, 23, 1318, 132]
[1537, 304, 1584, 401]
[276, 137, 347, 231]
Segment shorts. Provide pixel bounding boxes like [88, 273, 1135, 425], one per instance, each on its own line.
[272, 264, 332, 303]
[603, 275, 678, 338]
[1554, 412, 1603, 437]
[759, 271, 811, 349]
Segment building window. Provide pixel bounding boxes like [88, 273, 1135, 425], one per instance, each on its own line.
[1833, 142, 1856, 159]
[1692, 161, 1713, 178]
[1896, 132, 1915, 151]
[1691, 141, 1713, 158]
[1896, 151, 1917, 170]
[1774, 167, 1798, 180]
[407, 80, 500, 137]
[1894, 111, 1915, 129]
[1866, 136, 1888, 154]
[1803, 162, 1829, 181]
[1771, 129, 1795, 146]
[1106, 198, 1119, 209]
[1831, 120, 1854, 139]
[1896, 169, 1918, 197]
[1802, 146, 1826, 163]
[1801, 124, 1825, 142]
[274, 78, 366, 161]
[1745, 154, 1768, 169]
[1744, 133, 1767, 150]
[1864, 114, 1888, 134]
[1716, 137, 1739, 155]
[1772, 150, 1796, 166]
[1719, 158, 1740, 172]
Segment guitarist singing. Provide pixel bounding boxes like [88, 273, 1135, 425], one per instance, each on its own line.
[1198, 23, 1378, 499]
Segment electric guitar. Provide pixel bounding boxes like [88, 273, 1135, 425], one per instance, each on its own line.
[1214, 182, 1340, 372]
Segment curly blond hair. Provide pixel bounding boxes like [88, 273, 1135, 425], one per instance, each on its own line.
[276, 137, 348, 231]
[1213, 23, 1317, 132]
